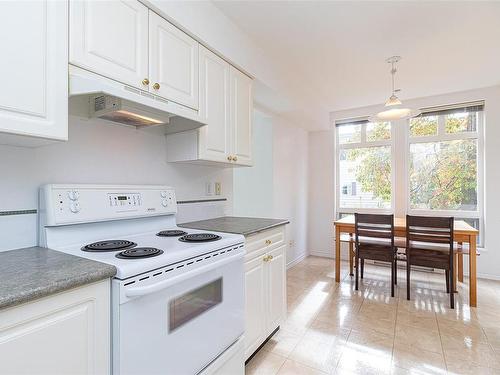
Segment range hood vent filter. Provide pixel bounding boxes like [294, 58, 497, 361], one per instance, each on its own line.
[91, 95, 170, 127]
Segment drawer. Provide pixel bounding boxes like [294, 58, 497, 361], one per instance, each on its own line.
[245, 226, 286, 262]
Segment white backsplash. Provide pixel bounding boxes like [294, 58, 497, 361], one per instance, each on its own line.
[0, 115, 233, 251]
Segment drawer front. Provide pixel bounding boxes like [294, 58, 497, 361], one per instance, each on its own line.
[245, 226, 286, 262]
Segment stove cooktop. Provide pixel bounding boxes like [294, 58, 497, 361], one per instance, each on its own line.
[59, 227, 244, 279]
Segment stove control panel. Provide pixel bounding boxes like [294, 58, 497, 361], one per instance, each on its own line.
[41, 185, 177, 226]
[108, 193, 142, 208]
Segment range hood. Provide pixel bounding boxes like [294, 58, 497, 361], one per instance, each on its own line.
[69, 65, 207, 133]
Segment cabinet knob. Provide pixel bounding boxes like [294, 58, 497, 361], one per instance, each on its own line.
[263, 255, 270, 262]
[227, 155, 233, 161]
[232, 156, 238, 162]
[269, 255, 274, 260]
[265, 239, 272, 245]
[153, 83, 160, 90]
[142, 78, 150, 86]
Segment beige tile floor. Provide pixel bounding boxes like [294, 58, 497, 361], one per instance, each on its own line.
[245, 256, 500, 375]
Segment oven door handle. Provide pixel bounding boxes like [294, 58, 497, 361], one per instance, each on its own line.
[124, 253, 243, 298]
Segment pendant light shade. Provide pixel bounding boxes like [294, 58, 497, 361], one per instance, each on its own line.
[369, 56, 421, 122]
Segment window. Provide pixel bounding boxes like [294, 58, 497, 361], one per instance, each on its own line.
[336, 121, 393, 213]
[335, 102, 484, 245]
[408, 106, 483, 244]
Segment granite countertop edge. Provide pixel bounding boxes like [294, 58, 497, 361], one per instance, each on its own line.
[0, 247, 116, 311]
[239, 220, 290, 235]
[179, 216, 290, 236]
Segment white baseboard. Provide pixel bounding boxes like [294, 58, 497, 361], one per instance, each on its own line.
[477, 272, 500, 281]
[287, 252, 308, 269]
[309, 250, 334, 258]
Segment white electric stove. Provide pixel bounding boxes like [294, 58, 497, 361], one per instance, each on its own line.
[39, 184, 245, 375]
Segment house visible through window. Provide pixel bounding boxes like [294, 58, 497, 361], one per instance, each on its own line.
[336, 120, 393, 211]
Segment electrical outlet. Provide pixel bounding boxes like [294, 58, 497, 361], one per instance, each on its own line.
[215, 182, 221, 195]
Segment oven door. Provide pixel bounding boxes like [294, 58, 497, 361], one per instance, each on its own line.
[114, 251, 244, 375]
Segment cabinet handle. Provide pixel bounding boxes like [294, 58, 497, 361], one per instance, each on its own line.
[269, 255, 274, 260]
[263, 255, 269, 262]
[142, 78, 150, 86]
[153, 83, 160, 90]
[232, 156, 238, 162]
[227, 155, 233, 161]
[265, 239, 272, 245]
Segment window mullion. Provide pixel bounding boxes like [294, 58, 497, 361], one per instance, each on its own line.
[438, 114, 446, 136]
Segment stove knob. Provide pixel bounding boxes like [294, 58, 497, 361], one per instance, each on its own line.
[161, 199, 168, 207]
[160, 191, 167, 198]
[67, 190, 79, 201]
[70, 202, 81, 213]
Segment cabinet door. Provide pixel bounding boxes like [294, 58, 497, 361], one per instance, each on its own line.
[230, 67, 253, 166]
[198, 46, 231, 162]
[244, 256, 266, 360]
[266, 245, 287, 333]
[0, 280, 110, 374]
[0, 0, 67, 141]
[70, 0, 149, 90]
[149, 11, 199, 109]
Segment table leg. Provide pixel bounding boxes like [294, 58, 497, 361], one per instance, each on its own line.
[458, 243, 464, 283]
[349, 241, 354, 276]
[335, 227, 341, 283]
[469, 235, 477, 307]
[453, 252, 458, 293]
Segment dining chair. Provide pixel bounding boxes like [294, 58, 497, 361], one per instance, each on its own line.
[354, 213, 397, 297]
[406, 215, 454, 308]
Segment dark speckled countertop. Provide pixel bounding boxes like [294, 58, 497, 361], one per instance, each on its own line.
[179, 216, 289, 236]
[0, 247, 116, 310]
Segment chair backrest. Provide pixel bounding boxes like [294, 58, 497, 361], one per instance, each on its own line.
[354, 213, 394, 248]
[406, 215, 454, 254]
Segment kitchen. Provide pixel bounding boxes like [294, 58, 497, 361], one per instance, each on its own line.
[1, 1, 500, 375]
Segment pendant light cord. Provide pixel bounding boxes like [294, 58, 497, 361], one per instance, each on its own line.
[391, 60, 397, 96]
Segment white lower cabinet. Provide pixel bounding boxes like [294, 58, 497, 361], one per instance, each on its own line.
[244, 226, 287, 360]
[0, 280, 111, 375]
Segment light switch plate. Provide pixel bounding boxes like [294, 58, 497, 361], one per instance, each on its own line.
[205, 182, 213, 196]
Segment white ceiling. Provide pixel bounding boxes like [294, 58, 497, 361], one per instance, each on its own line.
[213, 1, 500, 130]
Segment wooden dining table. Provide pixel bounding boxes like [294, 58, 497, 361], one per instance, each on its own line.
[334, 216, 479, 307]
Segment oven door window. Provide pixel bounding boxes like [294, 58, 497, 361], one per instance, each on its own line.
[169, 278, 223, 332]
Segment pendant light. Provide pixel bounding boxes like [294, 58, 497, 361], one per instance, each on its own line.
[369, 56, 421, 122]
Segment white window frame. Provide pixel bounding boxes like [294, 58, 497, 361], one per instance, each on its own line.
[335, 121, 395, 216]
[334, 105, 485, 246]
[405, 111, 484, 246]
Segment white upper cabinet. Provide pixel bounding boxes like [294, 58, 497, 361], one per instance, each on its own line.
[198, 46, 231, 162]
[149, 11, 199, 109]
[230, 67, 253, 166]
[165, 62, 253, 167]
[69, 0, 149, 90]
[0, 0, 67, 143]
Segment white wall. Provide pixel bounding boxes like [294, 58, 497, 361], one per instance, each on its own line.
[308, 130, 335, 258]
[0, 115, 233, 251]
[308, 85, 500, 279]
[272, 118, 309, 267]
[233, 111, 274, 217]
